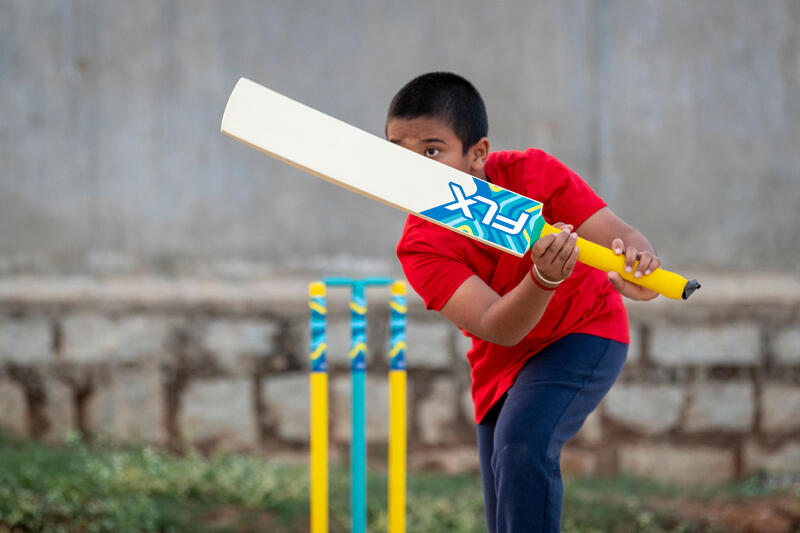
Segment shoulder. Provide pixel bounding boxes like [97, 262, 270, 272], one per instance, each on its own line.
[395, 215, 484, 311]
[487, 148, 573, 180]
[396, 215, 467, 256]
[486, 148, 578, 196]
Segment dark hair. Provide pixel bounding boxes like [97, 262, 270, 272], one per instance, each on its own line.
[387, 72, 488, 153]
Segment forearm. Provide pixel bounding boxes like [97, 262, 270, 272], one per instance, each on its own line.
[578, 207, 657, 256]
[440, 223, 578, 346]
[473, 274, 555, 346]
[441, 273, 556, 347]
[616, 227, 657, 257]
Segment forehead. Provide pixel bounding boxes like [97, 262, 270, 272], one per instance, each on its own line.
[385, 116, 457, 143]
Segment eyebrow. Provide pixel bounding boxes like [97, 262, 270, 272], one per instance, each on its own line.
[388, 137, 448, 145]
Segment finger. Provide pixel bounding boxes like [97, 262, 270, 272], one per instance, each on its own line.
[635, 252, 655, 278]
[608, 271, 626, 293]
[611, 238, 625, 255]
[562, 243, 580, 275]
[625, 283, 660, 301]
[609, 271, 659, 301]
[644, 256, 662, 275]
[537, 228, 569, 264]
[624, 246, 638, 274]
[553, 222, 574, 232]
[544, 228, 572, 264]
[556, 232, 578, 272]
[531, 234, 557, 258]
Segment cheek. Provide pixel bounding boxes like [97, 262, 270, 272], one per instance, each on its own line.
[441, 154, 466, 169]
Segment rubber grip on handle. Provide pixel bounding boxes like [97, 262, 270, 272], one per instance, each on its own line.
[539, 224, 697, 300]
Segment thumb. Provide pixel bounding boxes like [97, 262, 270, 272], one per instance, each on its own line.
[608, 271, 626, 293]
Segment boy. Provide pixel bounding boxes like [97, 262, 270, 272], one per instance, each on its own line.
[389, 72, 661, 533]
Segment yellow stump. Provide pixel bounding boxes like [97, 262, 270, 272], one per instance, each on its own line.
[310, 372, 328, 533]
[389, 369, 406, 533]
[309, 281, 328, 533]
[388, 280, 407, 533]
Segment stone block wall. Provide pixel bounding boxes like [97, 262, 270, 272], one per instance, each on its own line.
[0, 275, 798, 484]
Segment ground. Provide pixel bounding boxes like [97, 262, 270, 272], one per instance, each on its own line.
[0, 432, 798, 532]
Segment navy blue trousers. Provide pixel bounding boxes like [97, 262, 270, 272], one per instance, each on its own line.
[477, 334, 627, 533]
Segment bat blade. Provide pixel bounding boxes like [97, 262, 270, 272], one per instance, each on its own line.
[221, 77, 543, 257]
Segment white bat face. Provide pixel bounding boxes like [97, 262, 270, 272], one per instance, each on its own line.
[222, 78, 544, 256]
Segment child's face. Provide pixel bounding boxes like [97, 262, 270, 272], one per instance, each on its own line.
[386, 116, 488, 177]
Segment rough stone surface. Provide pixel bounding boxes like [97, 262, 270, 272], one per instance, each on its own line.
[410, 446, 480, 474]
[454, 331, 473, 359]
[604, 384, 685, 435]
[4, 273, 800, 480]
[0, 318, 51, 363]
[620, 445, 735, 485]
[294, 321, 311, 365]
[626, 326, 641, 364]
[0, 379, 27, 435]
[87, 380, 115, 433]
[685, 382, 754, 432]
[650, 324, 760, 366]
[62, 314, 117, 363]
[115, 365, 166, 442]
[774, 327, 800, 364]
[744, 442, 800, 473]
[62, 314, 169, 363]
[561, 447, 598, 477]
[203, 319, 277, 374]
[43, 379, 74, 441]
[406, 322, 452, 369]
[331, 375, 391, 444]
[461, 388, 475, 424]
[262, 374, 309, 442]
[117, 316, 171, 363]
[180, 378, 256, 451]
[574, 407, 603, 445]
[418, 379, 458, 445]
[761, 384, 800, 433]
[320, 318, 352, 366]
[86, 363, 166, 443]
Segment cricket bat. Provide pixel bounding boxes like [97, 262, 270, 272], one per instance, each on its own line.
[221, 78, 700, 300]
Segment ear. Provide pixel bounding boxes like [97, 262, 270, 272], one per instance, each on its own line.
[467, 137, 490, 173]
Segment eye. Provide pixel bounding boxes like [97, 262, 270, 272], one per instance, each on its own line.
[424, 147, 440, 157]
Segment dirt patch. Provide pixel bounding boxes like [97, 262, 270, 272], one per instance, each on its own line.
[650, 495, 800, 533]
[202, 505, 282, 532]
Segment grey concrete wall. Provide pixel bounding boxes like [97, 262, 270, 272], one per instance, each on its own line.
[1, 0, 798, 276]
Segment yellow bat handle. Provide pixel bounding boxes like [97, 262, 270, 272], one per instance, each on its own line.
[539, 224, 699, 300]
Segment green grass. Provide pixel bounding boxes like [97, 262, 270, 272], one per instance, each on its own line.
[0, 432, 796, 532]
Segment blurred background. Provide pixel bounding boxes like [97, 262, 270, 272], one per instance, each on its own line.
[2, 0, 798, 277]
[1, 1, 799, 532]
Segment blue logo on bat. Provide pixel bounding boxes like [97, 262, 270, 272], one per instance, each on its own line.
[420, 177, 544, 255]
[441, 182, 531, 234]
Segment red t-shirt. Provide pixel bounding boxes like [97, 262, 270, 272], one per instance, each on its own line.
[396, 148, 629, 423]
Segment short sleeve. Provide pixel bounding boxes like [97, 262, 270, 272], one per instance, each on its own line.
[536, 155, 606, 228]
[396, 217, 476, 311]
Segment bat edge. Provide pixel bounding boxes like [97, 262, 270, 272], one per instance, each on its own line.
[220, 130, 528, 258]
